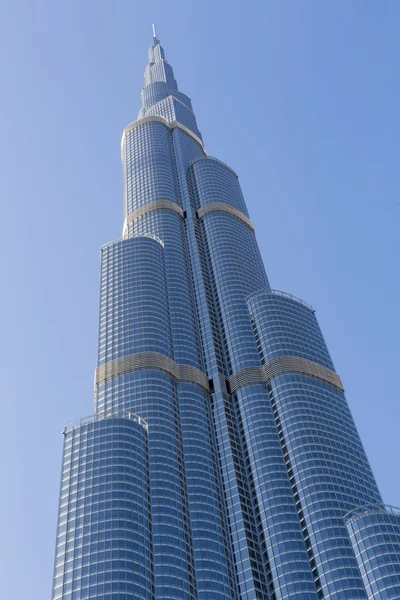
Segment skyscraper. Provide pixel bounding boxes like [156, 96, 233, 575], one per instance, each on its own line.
[52, 28, 400, 600]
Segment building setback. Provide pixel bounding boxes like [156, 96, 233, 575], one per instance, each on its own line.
[52, 29, 400, 600]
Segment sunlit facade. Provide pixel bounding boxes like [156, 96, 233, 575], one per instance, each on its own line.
[52, 29, 400, 600]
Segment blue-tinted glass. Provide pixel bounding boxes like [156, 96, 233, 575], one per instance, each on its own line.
[51, 31, 400, 600]
[346, 505, 400, 599]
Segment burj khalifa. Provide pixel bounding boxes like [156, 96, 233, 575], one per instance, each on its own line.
[52, 28, 400, 600]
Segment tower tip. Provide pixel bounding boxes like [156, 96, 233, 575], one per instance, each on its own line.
[152, 23, 157, 40]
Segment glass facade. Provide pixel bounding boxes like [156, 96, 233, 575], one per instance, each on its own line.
[52, 414, 153, 600]
[345, 504, 400, 599]
[52, 29, 400, 600]
[247, 291, 382, 599]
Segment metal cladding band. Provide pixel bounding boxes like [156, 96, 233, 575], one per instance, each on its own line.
[197, 202, 255, 231]
[121, 115, 206, 160]
[95, 351, 210, 393]
[229, 355, 344, 393]
[123, 200, 184, 237]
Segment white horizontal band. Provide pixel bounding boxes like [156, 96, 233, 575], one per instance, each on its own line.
[95, 351, 210, 393]
[123, 200, 184, 237]
[229, 355, 344, 393]
[121, 116, 206, 161]
[197, 202, 255, 231]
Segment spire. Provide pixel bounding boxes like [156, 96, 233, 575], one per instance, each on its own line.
[152, 23, 159, 46]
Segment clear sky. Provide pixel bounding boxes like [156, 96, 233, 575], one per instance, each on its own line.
[0, 1, 399, 598]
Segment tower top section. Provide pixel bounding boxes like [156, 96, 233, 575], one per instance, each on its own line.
[143, 25, 176, 90]
[138, 26, 203, 141]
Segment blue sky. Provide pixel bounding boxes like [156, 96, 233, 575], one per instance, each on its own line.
[0, 1, 399, 598]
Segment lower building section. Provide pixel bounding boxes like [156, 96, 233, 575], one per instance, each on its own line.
[52, 413, 154, 600]
[96, 234, 200, 600]
[345, 504, 400, 599]
[52, 232, 400, 600]
[178, 383, 239, 600]
[212, 389, 271, 600]
[267, 375, 376, 599]
[236, 383, 317, 600]
[246, 289, 383, 599]
[97, 371, 198, 600]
